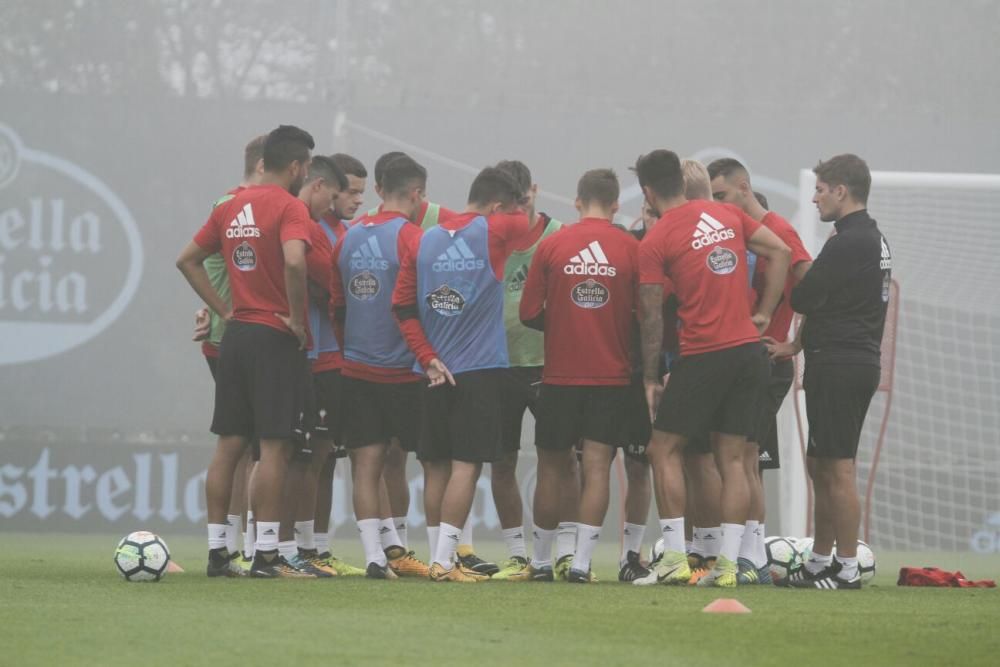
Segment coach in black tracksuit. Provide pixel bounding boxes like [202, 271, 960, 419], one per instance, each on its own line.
[785, 154, 891, 590]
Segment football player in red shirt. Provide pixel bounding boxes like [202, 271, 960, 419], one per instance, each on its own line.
[519, 169, 640, 582]
[176, 125, 316, 578]
[708, 158, 813, 584]
[632, 149, 791, 588]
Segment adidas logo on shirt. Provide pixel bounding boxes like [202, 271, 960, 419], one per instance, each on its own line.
[690, 212, 735, 249]
[880, 237, 892, 271]
[226, 203, 261, 239]
[432, 238, 485, 271]
[563, 241, 617, 277]
[350, 236, 389, 270]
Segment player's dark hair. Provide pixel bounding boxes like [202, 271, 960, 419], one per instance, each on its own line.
[330, 153, 367, 179]
[814, 154, 871, 204]
[382, 155, 427, 196]
[467, 167, 521, 207]
[374, 151, 408, 187]
[495, 160, 532, 197]
[707, 157, 748, 182]
[577, 168, 619, 207]
[243, 135, 267, 178]
[303, 155, 348, 190]
[632, 150, 684, 199]
[262, 125, 315, 172]
[754, 191, 769, 210]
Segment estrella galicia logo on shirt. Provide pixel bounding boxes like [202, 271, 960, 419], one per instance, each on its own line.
[226, 203, 260, 239]
[348, 270, 380, 301]
[426, 284, 466, 317]
[432, 238, 485, 272]
[0, 123, 143, 366]
[232, 241, 257, 271]
[571, 279, 610, 309]
[706, 246, 739, 275]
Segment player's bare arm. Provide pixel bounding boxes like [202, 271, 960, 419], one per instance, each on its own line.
[638, 283, 665, 421]
[277, 238, 309, 349]
[176, 240, 232, 321]
[746, 226, 791, 333]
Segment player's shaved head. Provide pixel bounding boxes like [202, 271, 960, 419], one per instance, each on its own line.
[468, 167, 521, 208]
[243, 135, 267, 179]
[577, 168, 619, 208]
[707, 157, 750, 185]
[681, 159, 712, 200]
[303, 155, 347, 190]
[374, 151, 408, 188]
[495, 160, 532, 197]
[633, 150, 684, 200]
[262, 125, 315, 172]
[382, 155, 427, 196]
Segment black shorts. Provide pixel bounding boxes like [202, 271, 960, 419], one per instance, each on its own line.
[804, 362, 880, 459]
[312, 371, 347, 459]
[419, 369, 504, 464]
[536, 383, 632, 451]
[211, 321, 312, 443]
[499, 366, 542, 451]
[342, 377, 421, 452]
[753, 358, 794, 469]
[616, 379, 651, 463]
[206, 355, 218, 381]
[655, 342, 769, 441]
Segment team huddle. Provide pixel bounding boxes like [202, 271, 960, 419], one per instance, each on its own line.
[176, 125, 891, 590]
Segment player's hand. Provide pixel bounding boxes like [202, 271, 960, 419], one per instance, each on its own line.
[275, 313, 308, 350]
[762, 336, 800, 360]
[644, 377, 663, 423]
[426, 358, 455, 388]
[426, 358, 455, 387]
[751, 312, 771, 334]
[192, 308, 210, 341]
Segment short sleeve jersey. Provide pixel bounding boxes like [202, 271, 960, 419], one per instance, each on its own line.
[193, 184, 312, 337]
[639, 200, 761, 356]
[751, 211, 812, 342]
[521, 218, 638, 385]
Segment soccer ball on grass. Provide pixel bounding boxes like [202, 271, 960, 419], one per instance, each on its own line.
[764, 536, 800, 584]
[114, 531, 171, 582]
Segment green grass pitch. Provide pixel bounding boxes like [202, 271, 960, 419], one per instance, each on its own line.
[2, 533, 997, 666]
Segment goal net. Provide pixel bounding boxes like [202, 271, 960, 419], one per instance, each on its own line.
[783, 170, 1000, 553]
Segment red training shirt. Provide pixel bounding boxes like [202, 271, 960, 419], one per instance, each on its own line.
[520, 218, 638, 385]
[639, 201, 761, 356]
[393, 211, 529, 368]
[193, 184, 312, 341]
[752, 211, 812, 343]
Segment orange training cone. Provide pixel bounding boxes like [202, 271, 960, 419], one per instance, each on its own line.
[702, 598, 751, 614]
[166, 560, 186, 573]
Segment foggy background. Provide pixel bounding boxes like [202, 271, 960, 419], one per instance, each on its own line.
[2, 0, 998, 547]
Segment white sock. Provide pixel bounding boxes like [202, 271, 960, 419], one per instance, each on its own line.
[503, 526, 527, 559]
[753, 522, 767, 568]
[659, 517, 685, 554]
[225, 514, 240, 554]
[434, 522, 462, 569]
[294, 520, 315, 551]
[691, 527, 706, 556]
[255, 521, 279, 554]
[621, 522, 646, 565]
[207, 523, 228, 551]
[393, 516, 408, 549]
[314, 530, 329, 555]
[685, 540, 694, 554]
[379, 518, 403, 550]
[244, 511, 255, 558]
[720, 523, 745, 563]
[427, 525, 440, 556]
[278, 540, 297, 560]
[460, 521, 474, 548]
[738, 520, 759, 564]
[556, 522, 576, 559]
[358, 518, 387, 566]
[806, 550, 833, 574]
[573, 524, 601, 573]
[531, 525, 555, 569]
[838, 556, 859, 579]
[702, 526, 722, 558]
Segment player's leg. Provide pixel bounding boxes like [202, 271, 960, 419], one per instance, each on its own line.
[686, 442, 723, 583]
[554, 451, 582, 581]
[383, 438, 410, 547]
[422, 458, 451, 560]
[225, 451, 248, 567]
[695, 432, 749, 587]
[619, 451, 652, 581]
[571, 439, 614, 581]
[736, 439, 767, 583]
[351, 442, 395, 577]
[633, 428, 690, 585]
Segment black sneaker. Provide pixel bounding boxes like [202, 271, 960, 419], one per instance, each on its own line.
[567, 567, 593, 584]
[618, 550, 652, 582]
[365, 561, 399, 580]
[804, 569, 862, 590]
[206, 548, 244, 578]
[249, 550, 315, 578]
[789, 560, 842, 588]
[457, 551, 500, 576]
